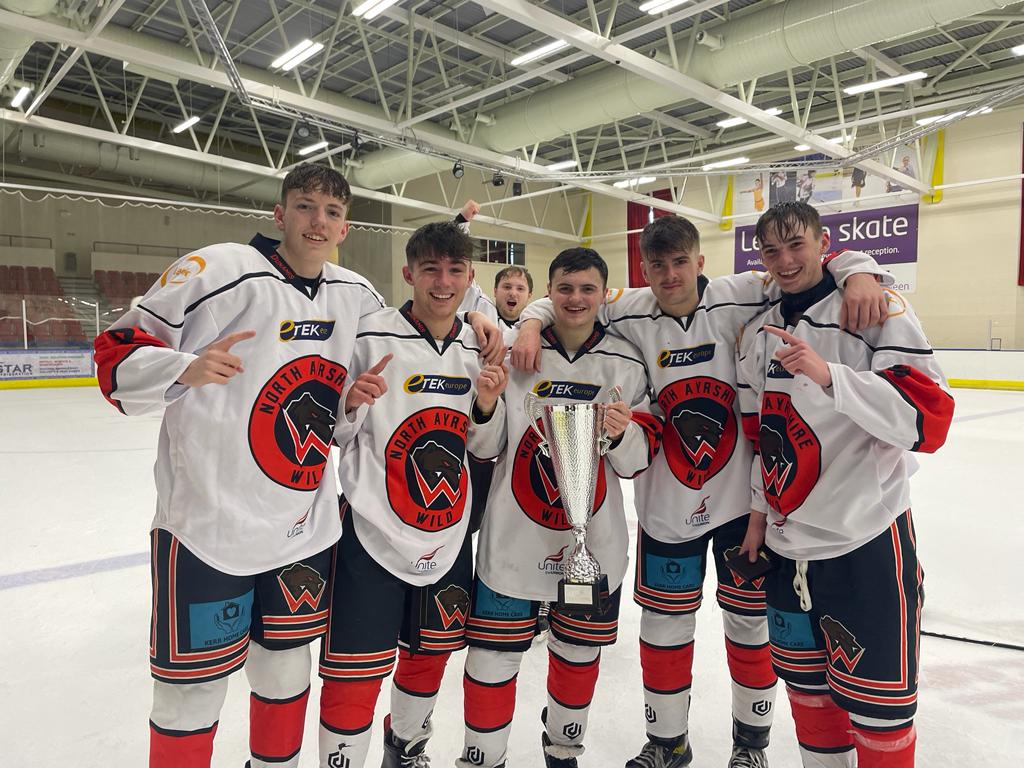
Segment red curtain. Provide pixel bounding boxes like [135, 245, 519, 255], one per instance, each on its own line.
[627, 188, 673, 287]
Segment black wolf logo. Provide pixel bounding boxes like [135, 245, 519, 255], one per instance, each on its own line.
[434, 584, 470, 629]
[673, 409, 723, 469]
[410, 440, 463, 506]
[283, 392, 336, 462]
[819, 615, 865, 672]
[759, 426, 793, 495]
[277, 563, 325, 613]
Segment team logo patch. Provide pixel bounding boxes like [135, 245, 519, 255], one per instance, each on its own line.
[276, 563, 326, 613]
[532, 379, 601, 401]
[404, 374, 472, 396]
[160, 254, 206, 286]
[563, 723, 582, 740]
[474, 583, 532, 619]
[248, 355, 346, 490]
[819, 615, 866, 672]
[538, 544, 570, 574]
[658, 376, 738, 490]
[434, 584, 470, 629]
[465, 746, 485, 766]
[656, 343, 716, 368]
[767, 607, 817, 650]
[385, 407, 468, 532]
[279, 319, 335, 342]
[759, 392, 821, 517]
[687, 495, 711, 527]
[188, 591, 253, 649]
[511, 419, 607, 530]
[644, 553, 701, 591]
[415, 545, 444, 572]
[767, 359, 794, 379]
[327, 744, 351, 768]
[752, 700, 773, 717]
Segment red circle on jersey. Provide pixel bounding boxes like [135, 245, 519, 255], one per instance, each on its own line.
[248, 355, 347, 490]
[385, 407, 469, 532]
[510, 419, 608, 531]
[758, 391, 821, 516]
[658, 376, 738, 490]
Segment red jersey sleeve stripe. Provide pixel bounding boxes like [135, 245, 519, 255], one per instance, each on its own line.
[741, 413, 760, 449]
[631, 411, 663, 468]
[877, 365, 954, 453]
[94, 327, 171, 413]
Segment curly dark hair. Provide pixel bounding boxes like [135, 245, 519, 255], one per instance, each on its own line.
[754, 201, 823, 246]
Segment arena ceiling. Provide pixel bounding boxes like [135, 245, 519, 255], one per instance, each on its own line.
[1, 0, 1024, 233]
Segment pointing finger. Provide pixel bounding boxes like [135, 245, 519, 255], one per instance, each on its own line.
[763, 326, 801, 345]
[209, 330, 257, 352]
[367, 353, 393, 376]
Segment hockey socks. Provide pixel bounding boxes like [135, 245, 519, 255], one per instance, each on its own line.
[461, 647, 522, 768]
[786, 687, 855, 768]
[246, 643, 313, 768]
[319, 677, 384, 768]
[851, 720, 916, 768]
[723, 612, 776, 740]
[639, 610, 695, 740]
[544, 636, 600, 749]
[149, 679, 228, 768]
[389, 649, 450, 741]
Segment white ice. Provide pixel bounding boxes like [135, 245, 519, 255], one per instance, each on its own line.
[1, 387, 1022, 767]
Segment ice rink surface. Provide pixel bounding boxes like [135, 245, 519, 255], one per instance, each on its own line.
[1, 386, 1022, 767]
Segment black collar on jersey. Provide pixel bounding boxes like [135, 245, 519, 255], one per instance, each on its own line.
[399, 300, 464, 355]
[541, 323, 605, 363]
[780, 270, 837, 327]
[497, 314, 518, 329]
[250, 233, 321, 300]
[667, 273, 710, 331]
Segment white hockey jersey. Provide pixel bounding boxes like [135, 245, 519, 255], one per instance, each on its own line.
[94, 235, 384, 575]
[518, 251, 891, 544]
[337, 303, 486, 586]
[458, 281, 499, 324]
[472, 325, 660, 600]
[737, 271, 954, 561]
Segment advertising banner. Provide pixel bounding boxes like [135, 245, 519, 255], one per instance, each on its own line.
[0, 349, 94, 381]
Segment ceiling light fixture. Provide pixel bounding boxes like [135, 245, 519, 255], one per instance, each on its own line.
[843, 71, 927, 95]
[491, 171, 506, 187]
[715, 107, 782, 128]
[545, 159, 578, 171]
[793, 144, 811, 151]
[271, 39, 325, 71]
[172, 115, 200, 134]
[271, 40, 314, 68]
[9, 85, 32, 109]
[452, 160, 465, 179]
[638, 0, 690, 14]
[1012, 43, 1024, 56]
[299, 140, 329, 156]
[612, 175, 657, 188]
[352, 0, 402, 20]
[701, 157, 749, 171]
[510, 40, 570, 67]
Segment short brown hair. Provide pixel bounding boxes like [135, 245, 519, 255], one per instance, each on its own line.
[754, 201, 823, 245]
[406, 221, 474, 266]
[494, 266, 533, 293]
[280, 164, 352, 207]
[639, 215, 700, 260]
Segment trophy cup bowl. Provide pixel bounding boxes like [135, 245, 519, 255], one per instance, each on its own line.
[524, 391, 619, 615]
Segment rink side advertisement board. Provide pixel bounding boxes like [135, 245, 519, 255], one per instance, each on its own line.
[0, 348, 94, 382]
[731, 152, 921, 293]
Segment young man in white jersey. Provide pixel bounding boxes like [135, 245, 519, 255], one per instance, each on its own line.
[459, 247, 661, 768]
[317, 221, 508, 768]
[736, 202, 953, 768]
[94, 165, 501, 768]
[512, 216, 891, 768]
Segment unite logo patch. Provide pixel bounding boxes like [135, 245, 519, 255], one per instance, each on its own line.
[279, 319, 335, 342]
[532, 379, 601, 401]
[404, 374, 472, 396]
[248, 355, 346, 490]
[657, 376, 738, 489]
[656, 343, 716, 368]
[759, 391, 821, 517]
[510, 419, 607, 530]
[385, 407, 469, 532]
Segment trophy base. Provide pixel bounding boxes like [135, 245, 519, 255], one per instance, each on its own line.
[556, 574, 610, 616]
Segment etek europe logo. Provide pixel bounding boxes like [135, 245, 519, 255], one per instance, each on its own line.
[404, 374, 472, 396]
[532, 379, 601, 401]
[279, 319, 335, 342]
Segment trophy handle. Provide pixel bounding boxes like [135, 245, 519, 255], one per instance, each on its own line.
[598, 386, 622, 455]
[523, 392, 550, 457]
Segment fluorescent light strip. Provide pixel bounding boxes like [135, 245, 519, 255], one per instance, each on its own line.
[702, 157, 749, 171]
[715, 107, 782, 128]
[279, 42, 324, 72]
[545, 160, 578, 171]
[612, 176, 657, 189]
[794, 144, 811, 151]
[843, 71, 927, 95]
[172, 115, 200, 134]
[359, 0, 402, 20]
[298, 140, 329, 156]
[1012, 43, 1024, 56]
[271, 39, 314, 69]
[639, 0, 690, 14]
[510, 40, 569, 67]
[10, 86, 32, 109]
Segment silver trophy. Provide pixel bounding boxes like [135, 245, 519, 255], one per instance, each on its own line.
[524, 389, 620, 615]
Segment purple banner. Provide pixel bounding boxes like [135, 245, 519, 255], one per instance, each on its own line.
[734, 204, 919, 272]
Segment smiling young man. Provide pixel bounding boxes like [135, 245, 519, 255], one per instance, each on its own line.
[93, 164, 386, 768]
[317, 221, 508, 768]
[513, 215, 893, 768]
[458, 248, 660, 768]
[736, 202, 953, 768]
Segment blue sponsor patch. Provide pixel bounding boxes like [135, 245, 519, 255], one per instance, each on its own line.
[473, 582, 532, 620]
[767, 607, 817, 650]
[532, 380, 600, 401]
[188, 590, 254, 650]
[656, 343, 716, 368]
[767, 360, 795, 379]
[403, 374, 472, 396]
[279, 319, 335, 342]
[644, 554, 703, 591]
